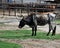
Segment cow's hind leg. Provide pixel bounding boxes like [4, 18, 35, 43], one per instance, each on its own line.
[52, 26, 56, 36]
[47, 28, 51, 36]
[34, 26, 37, 36]
[47, 24, 52, 36]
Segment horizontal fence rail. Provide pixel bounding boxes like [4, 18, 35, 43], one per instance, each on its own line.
[0, 2, 59, 17]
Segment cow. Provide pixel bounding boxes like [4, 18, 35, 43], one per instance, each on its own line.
[18, 13, 56, 36]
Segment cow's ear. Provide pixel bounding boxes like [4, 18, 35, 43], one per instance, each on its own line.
[23, 16, 24, 19]
[19, 15, 24, 20]
[22, 16, 26, 21]
[21, 15, 24, 19]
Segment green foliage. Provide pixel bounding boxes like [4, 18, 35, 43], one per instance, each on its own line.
[0, 30, 60, 40]
[0, 41, 22, 48]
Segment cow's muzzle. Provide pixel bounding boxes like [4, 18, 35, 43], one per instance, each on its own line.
[18, 26, 21, 28]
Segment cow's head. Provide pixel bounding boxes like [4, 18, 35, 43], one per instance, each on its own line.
[18, 18, 25, 28]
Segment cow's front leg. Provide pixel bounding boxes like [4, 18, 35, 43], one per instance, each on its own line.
[32, 27, 34, 36]
[34, 26, 37, 36]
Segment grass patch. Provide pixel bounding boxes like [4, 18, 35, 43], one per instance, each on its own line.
[56, 19, 60, 24]
[0, 30, 60, 40]
[0, 41, 22, 48]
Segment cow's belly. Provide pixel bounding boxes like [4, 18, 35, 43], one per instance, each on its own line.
[37, 19, 48, 26]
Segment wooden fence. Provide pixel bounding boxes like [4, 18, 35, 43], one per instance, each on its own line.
[0, 2, 57, 18]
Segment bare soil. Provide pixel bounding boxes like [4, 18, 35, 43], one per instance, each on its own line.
[0, 38, 60, 48]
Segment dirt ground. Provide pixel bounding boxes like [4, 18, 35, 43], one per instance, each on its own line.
[0, 38, 60, 48]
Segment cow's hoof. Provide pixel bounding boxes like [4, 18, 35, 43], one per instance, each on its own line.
[52, 32, 55, 36]
[46, 34, 49, 36]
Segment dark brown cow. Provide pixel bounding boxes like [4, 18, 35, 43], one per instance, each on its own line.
[18, 13, 56, 36]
